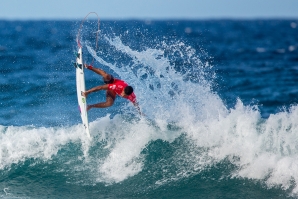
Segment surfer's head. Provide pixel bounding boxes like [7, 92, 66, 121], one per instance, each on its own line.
[124, 86, 133, 96]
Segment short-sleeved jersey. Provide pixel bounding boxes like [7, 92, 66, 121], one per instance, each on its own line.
[108, 79, 137, 103]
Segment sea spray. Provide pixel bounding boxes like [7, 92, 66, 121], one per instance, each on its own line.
[86, 35, 226, 122]
[84, 35, 298, 195]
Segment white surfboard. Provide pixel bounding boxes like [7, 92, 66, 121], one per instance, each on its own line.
[75, 47, 91, 138]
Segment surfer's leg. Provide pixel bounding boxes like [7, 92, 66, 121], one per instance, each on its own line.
[87, 90, 116, 111]
[86, 65, 113, 82]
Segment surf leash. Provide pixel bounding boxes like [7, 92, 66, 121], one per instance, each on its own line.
[77, 12, 100, 66]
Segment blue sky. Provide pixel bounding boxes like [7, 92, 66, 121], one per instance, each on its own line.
[1, 0, 298, 20]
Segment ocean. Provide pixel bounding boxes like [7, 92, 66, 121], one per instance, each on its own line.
[0, 19, 298, 198]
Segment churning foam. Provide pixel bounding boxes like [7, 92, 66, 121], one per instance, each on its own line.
[1, 35, 298, 196]
[0, 124, 88, 170]
[86, 35, 298, 194]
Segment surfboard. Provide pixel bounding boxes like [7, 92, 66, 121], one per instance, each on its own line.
[75, 47, 91, 138]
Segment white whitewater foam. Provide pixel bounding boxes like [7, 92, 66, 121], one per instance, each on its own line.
[0, 124, 89, 170]
[85, 36, 298, 195]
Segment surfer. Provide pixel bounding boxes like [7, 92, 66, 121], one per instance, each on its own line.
[82, 64, 142, 115]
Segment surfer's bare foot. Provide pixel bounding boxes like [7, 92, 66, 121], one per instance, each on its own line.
[87, 105, 92, 111]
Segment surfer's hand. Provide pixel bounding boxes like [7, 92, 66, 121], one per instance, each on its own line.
[84, 64, 93, 70]
[81, 91, 88, 97]
[140, 112, 146, 117]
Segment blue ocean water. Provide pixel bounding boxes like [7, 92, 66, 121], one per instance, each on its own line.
[0, 19, 298, 198]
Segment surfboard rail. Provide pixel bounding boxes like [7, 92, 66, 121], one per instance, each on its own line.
[75, 47, 91, 138]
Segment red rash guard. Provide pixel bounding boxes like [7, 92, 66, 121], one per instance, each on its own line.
[108, 79, 137, 103]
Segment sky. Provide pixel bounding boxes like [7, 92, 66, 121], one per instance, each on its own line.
[1, 0, 298, 20]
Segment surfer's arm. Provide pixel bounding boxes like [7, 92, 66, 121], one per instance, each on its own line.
[83, 84, 109, 97]
[133, 101, 144, 116]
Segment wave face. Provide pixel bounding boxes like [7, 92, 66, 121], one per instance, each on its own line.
[0, 20, 298, 198]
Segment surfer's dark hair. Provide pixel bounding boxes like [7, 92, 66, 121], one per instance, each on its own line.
[124, 86, 133, 95]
